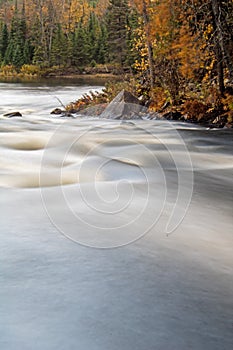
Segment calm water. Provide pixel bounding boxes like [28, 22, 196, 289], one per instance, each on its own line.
[0, 80, 233, 350]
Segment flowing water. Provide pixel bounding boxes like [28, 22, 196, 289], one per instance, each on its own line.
[0, 80, 233, 349]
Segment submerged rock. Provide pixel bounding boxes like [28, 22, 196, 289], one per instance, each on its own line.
[51, 108, 65, 115]
[51, 108, 74, 118]
[100, 89, 145, 120]
[77, 104, 106, 117]
[4, 111, 22, 118]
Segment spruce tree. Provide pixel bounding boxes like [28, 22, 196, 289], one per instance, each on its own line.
[125, 8, 140, 69]
[50, 24, 67, 66]
[4, 2, 28, 67]
[12, 43, 24, 67]
[96, 23, 108, 64]
[0, 23, 9, 62]
[72, 23, 91, 66]
[23, 40, 31, 64]
[105, 0, 130, 66]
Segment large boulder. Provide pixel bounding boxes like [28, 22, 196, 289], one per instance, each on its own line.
[100, 90, 145, 120]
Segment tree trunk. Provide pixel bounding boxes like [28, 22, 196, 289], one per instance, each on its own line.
[216, 44, 224, 95]
[211, 0, 233, 85]
[142, 0, 155, 90]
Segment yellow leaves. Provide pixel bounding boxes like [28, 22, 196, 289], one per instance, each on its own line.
[5, 0, 96, 34]
[224, 95, 233, 111]
[206, 24, 213, 34]
[174, 30, 203, 79]
[131, 0, 219, 96]
[0, 65, 17, 76]
[149, 87, 168, 111]
[133, 56, 149, 73]
[20, 64, 41, 76]
[204, 24, 213, 40]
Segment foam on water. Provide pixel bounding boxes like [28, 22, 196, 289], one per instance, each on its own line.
[0, 81, 233, 350]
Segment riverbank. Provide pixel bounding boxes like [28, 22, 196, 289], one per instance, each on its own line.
[37, 66, 233, 129]
[63, 83, 233, 129]
[0, 64, 124, 81]
[1, 64, 232, 128]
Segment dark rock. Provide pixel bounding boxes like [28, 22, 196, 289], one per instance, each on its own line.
[60, 112, 74, 118]
[162, 111, 182, 121]
[100, 89, 145, 120]
[4, 111, 22, 118]
[51, 108, 74, 117]
[51, 108, 65, 115]
[112, 90, 141, 105]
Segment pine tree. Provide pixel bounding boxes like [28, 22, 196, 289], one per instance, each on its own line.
[96, 23, 108, 64]
[12, 43, 25, 67]
[23, 39, 31, 64]
[125, 8, 140, 69]
[50, 24, 67, 66]
[0, 23, 9, 62]
[105, 0, 130, 66]
[72, 23, 91, 66]
[88, 12, 98, 60]
[4, 1, 29, 67]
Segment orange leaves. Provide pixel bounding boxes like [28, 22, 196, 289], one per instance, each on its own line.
[172, 25, 203, 79]
[0, 1, 99, 33]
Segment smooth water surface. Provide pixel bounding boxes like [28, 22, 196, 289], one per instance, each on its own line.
[0, 81, 233, 350]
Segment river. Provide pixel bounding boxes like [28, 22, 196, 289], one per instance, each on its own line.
[0, 80, 233, 350]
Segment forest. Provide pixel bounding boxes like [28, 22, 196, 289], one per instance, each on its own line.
[0, 0, 233, 126]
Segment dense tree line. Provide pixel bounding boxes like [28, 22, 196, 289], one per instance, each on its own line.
[0, 0, 140, 71]
[0, 0, 138, 70]
[0, 0, 112, 68]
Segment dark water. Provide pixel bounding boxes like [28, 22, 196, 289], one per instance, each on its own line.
[0, 81, 233, 350]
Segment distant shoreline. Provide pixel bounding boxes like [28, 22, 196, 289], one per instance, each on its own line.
[0, 73, 120, 83]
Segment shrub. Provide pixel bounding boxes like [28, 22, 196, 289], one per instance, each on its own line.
[149, 87, 168, 111]
[20, 64, 40, 76]
[0, 64, 17, 76]
[182, 99, 209, 120]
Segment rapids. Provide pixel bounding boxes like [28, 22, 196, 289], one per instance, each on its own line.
[0, 81, 233, 349]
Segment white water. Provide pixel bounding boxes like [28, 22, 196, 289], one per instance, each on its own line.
[0, 81, 233, 349]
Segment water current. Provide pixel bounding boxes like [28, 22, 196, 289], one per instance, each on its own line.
[0, 79, 232, 349]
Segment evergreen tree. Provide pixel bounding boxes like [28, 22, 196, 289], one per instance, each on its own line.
[96, 23, 108, 64]
[105, 0, 130, 66]
[4, 38, 14, 64]
[0, 23, 9, 62]
[88, 12, 98, 60]
[72, 23, 91, 66]
[32, 44, 45, 66]
[125, 8, 140, 69]
[66, 34, 74, 67]
[23, 39, 31, 64]
[50, 24, 67, 66]
[12, 43, 24, 67]
[4, 2, 29, 67]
